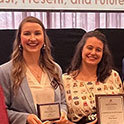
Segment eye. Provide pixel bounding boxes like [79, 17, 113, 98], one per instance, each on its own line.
[87, 46, 93, 50]
[23, 32, 31, 36]
[96, 48, 102, 52]
[35, 31, 42, 35]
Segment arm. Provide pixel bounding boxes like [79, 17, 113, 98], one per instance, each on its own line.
[0, 64, 30, 124]
[112, 70, 123, 93]
[53, 64, 68, 123]
[56, 63, 67, 114]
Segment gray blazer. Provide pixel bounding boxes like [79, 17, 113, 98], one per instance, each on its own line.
[0, 61, 67, 124]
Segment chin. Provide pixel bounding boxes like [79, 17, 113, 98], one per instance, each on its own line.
[87, 62, 98, 66]
[28, 48, 40, 51]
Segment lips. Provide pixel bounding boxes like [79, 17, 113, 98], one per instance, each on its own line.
[87, 55, 98, 60]
[27, 42, 39, 47]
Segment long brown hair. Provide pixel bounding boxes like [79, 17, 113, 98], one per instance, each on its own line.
[66, 30, 113, 82]
[11, 16, 61, 92]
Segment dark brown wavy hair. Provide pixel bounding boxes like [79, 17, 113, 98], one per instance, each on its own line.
[66, 30, 113, 82]
[11, 16, 61, 92]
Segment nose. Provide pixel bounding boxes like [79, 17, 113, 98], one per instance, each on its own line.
[91, 49, 96, 54]
[30, 34, 36, 41]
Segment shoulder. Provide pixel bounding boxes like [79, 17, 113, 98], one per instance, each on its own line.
[110, 69, 120, 77]
[54, 62, 62, 70]
[53, 62, 63, 73]
[105, 69, 122, 82]
[0, 60, 12, 71]
[62, 73, 72, 81]
[62, 73, 75, 89]
[0, 61, 12, 76]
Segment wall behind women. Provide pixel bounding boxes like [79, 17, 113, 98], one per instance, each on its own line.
[0, 29, 86, 73]
[0, 12, 124, 31]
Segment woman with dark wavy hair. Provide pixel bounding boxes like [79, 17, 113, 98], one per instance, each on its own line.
[63, 30, 123, 124]
[0, 16, 67, 124]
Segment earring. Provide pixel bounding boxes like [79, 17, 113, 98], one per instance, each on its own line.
[42, 44, 46, 50]
[19, 44, 23, 51]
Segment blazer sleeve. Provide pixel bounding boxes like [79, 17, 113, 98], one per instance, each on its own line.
[0, 63, 29, 124]
[55, 63, 67, 114]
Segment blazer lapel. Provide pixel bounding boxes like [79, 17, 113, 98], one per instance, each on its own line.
[20, 77, 37, 114]
[47, 72, 60, 102]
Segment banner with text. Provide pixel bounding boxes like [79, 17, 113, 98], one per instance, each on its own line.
[0, 0, 124, 11]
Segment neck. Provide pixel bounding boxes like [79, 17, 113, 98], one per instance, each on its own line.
[80, 64, 97, 76]
[23, 52, 40, 66]
[23, 52, 42, 83]
[77, 63, 97, 81]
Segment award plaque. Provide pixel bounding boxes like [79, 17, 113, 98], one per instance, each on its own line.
[37, 103, 61, 122]
[95, 94, 124, 124]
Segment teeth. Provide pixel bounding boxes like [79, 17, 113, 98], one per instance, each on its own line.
[27, 43, 38, 46]
[30, 44, 37, 46]
[88, 56, 97, 59]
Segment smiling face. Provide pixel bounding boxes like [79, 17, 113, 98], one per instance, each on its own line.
[20, 22, 44, 55]
[82, 36, 103, 66]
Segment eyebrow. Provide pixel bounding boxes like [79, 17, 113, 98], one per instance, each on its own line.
[22, 30, 42, 32]
[87, 45, 103, 49]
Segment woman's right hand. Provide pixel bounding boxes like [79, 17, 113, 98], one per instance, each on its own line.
[27, 114, 42, 124]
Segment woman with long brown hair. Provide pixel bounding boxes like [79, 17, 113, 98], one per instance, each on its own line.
[63, 30, 123, 124]
[0, 16, 67, 124]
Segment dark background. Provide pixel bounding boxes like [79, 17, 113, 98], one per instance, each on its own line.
[96, 28, 124, 79]
[0, 29, 123, 79]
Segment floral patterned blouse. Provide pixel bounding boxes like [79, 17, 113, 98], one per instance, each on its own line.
[62, 70, 123, 122]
